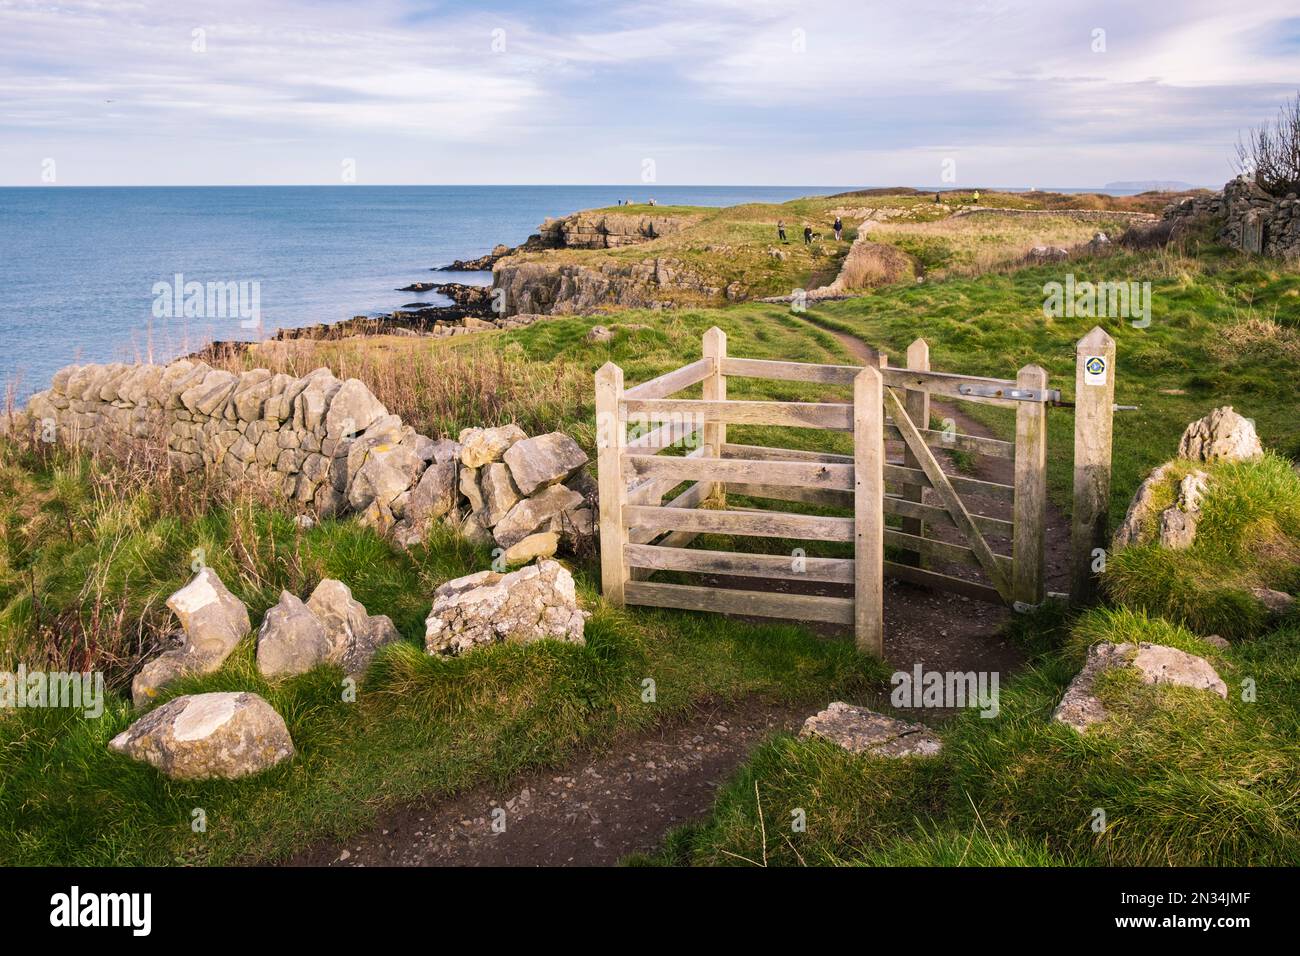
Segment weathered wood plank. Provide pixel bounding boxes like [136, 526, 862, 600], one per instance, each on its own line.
[625, 580, 854, 625]
[595, 363, 628, 605]
[883, 494, 1013, 537]
[1012, 364, 1048, 607]
[722, 442, 853, 464]
[626, 417, 700, 451]
[624, 445, 708, 506]
[1070, 326, 1116, 605]
[623, 454, 855, 491]
[701, 328, 727, 506]
[854, 366, 885, 656]
[900, 338, 930, 562]
[622, 504, 853, 542]
[623, 357, 713, 400]
[727, 482, 854, 508]
[884, 463, 1015, 503]
[624, 544, 855, 583]
[622, 398, 853, 432]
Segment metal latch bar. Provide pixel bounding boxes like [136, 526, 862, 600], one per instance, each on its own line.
[956, 383, 1060, 403]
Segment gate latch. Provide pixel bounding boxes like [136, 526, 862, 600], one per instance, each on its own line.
[956, 384, 1060, 403]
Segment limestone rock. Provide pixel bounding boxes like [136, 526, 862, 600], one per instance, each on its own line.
[502, 432, 589, 496]
[799, 702, 942, 757]
[1178, 406, 1263, 463]
[586, 325, 613, 343]
[492, 484, 584, 548]
[1114, 464, 1209, 551]
[306, 579, 401, 674]
[502, 531, 559, 565]
[425, 559, 587, 656]
[458, 424, 527, 468]
[256, 591, 332, 678]
[347, 442, 424, 511]
[459, 464, 486, 514]
[1053, 641, 1227, 732]
[131, 569, 250, 706]
[479, 462, 521, 526]
[109, 692, 294, 780]
[324, 378, 387, 439]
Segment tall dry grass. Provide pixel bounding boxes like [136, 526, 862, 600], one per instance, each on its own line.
[206, 336, 592, 440]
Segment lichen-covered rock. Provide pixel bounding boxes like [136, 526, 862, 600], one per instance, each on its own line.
[479, 462, 521, 526]
[502, 531, 559, 566]
[256, 591, 332, 678]
[1250, 587, 1295, 616]
[306, 579, 401, 674]
[131, 569, 250, 706]
[1053, 641, 1227, 732]
[492, 484, 585, 548]
[458, 424, 527, 468]
[1178, 406, 1263, 463]
[502, 432, 589, 496]
[799, 702, 942, 757]
[1113, 464, 1210, 551]
[424, 559, 587, 656]
[109, 692, 294, 780]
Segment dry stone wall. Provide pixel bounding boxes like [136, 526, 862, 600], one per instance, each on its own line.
[22, 360, 594, 560]
[1163, 176, 1300, 259]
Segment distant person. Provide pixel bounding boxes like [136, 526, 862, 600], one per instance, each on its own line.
[777, 219, 787, 242]
[803, 224, 813, 245]
[647, 197, 656, 206]
[833, 216, 843, 241]
[972, 189, 980, 204]
[935, 192, 941, 203]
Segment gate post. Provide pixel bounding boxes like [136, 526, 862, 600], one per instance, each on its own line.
[702, 327, 727, 506]
[595, 362, 628, 605]
[1070, 326, 1116, 605]
[1012, 364, 1048, 607]
[901, 338, 930, 565]
[853, 366, 885, 656]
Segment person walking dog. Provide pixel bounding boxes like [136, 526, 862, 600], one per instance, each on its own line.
[803, 224, 813, 245]
[777, 219, 787, 242]
[833, 216, 843, 241]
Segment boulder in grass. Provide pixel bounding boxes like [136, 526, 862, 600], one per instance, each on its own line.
[131, 568, 250, 707]
[256, 591, 332, 678]
[1178, 406, 1263, 463]
[799, 702, 942, 757]
[1053, 641, 1227, 733]
[306, 579, 401, 674]
[425, 559, 587, 656]
[502, 432, 589, 496]
[109, 692, 294, 780]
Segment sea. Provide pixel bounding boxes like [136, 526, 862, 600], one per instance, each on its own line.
[0, 183, 1142, 398]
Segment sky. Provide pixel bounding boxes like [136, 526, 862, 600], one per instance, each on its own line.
[0, 0, 1297, 188]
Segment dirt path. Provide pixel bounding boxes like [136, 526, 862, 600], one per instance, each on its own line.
[288, 699, 804, 867]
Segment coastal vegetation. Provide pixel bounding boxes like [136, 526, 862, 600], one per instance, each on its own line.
[2, 184, 1297, 866]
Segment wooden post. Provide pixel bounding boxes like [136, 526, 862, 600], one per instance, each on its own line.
[901, 338, 930, 564]
[595, 362, 628, 605]
[853, 366, 885, 656]
[1012, 364, 1048, 607]
[702, 327, 727, 506]
[1070, 327, 1116, 605]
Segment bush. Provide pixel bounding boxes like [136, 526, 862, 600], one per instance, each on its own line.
[1236, 92, 1300, 197]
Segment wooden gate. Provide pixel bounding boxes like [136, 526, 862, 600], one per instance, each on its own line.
[595, 327, 1054, 656]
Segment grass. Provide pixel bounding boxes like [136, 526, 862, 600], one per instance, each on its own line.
[642, 608, 1300, 867]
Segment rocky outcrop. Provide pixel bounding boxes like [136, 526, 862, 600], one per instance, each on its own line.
[109, 691, 294, 780]
[799, 702, 942, 757]
[1053, 642, 1227, 732]
[1178, 406, 1264, 463]
[131, 569, 250, 706]
[424, 559, 588, 656]
[531, 212, 700, 251]
[1163, 176, 1300, 259]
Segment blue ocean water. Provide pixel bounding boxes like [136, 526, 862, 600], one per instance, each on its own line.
[0, 185, 857, 398]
